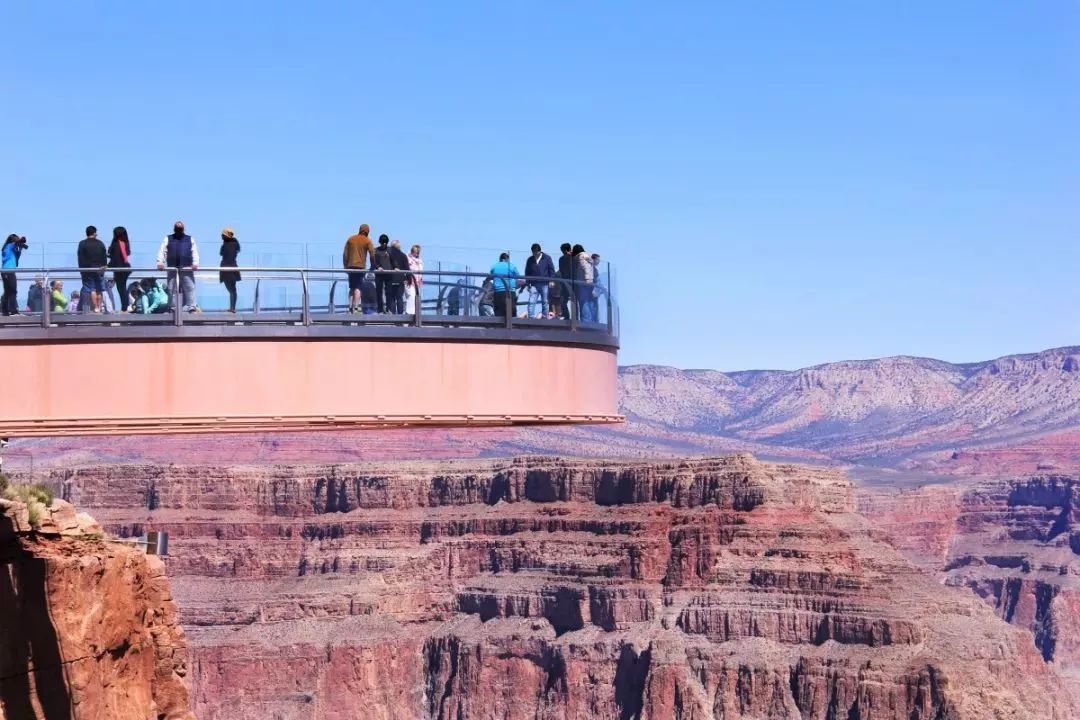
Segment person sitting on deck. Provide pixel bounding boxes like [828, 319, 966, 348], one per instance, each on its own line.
[133, 278, 169, 314]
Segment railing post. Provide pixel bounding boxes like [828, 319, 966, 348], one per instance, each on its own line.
[503, 283, 513, 330]
[569, 279, 578, 331]
[606, 263, 613, 335]
[413, 274, 423, 327]
[41, 272, 51, 328]
[301, 270, 311, 326]
[172, 268, 183, 327]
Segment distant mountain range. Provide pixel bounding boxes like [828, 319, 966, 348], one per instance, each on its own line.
[510, 345, 1080, 474]
[13, 346, 1080, 477]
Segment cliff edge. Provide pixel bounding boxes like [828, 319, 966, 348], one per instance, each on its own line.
[0, 492, 194, 720]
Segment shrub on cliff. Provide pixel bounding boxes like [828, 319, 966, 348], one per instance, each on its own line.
[2, 482, 55, 528]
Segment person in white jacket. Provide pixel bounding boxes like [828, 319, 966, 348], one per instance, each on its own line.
[404, 244, 423, 315]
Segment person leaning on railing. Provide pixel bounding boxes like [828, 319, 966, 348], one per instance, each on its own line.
[490, 252, 521, 318]
[156, 220, 201, 313]
[342, 223, 374, 314]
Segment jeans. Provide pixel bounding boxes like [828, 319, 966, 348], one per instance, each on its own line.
[575, 284, 594, 323]
[168, 271, 197, 309]
[1, 273, 17, 315]
[387, 281, 405, 314]
[527, 284, 549, 318]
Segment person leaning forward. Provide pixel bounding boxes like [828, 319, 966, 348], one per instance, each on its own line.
[343, 224, 375, 314]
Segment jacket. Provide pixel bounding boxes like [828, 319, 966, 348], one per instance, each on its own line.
[389, 246, 410, 282]
[524, 252, 555, 286]
[51, 289, 69, 312]
[137, 284, 169, 313]
[557, 253, 573, 280]
[27, 284, 44, 312]
[77, 237, 108, 268]
[108, 238, 131, 268]
[489, 261, 520, 292]
[1, 241, 23, 269]
[343, 233, 375, 269]
[219, 240, 242, 283]
[373, 245, 393, 272]
[574, 253, 594, 284]
[156, 233, 200, 268]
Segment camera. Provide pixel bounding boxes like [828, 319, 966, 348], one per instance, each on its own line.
[15, 236, 28, 249]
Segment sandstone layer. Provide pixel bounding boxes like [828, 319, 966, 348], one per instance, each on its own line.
[0, 496, 194, 720]
[50, 455, 1076, 719]
[859, 472, 1080, 688]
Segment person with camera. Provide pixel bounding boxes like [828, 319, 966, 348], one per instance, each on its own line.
[1, 234, 28, 316]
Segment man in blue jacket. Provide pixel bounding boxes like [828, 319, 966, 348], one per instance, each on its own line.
[1, 234, 28, 316]
[523, 243, 555, 319]
[489, 252, 520, 319]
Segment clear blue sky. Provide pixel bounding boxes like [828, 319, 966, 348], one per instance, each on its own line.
[2, 2, 1077, 370]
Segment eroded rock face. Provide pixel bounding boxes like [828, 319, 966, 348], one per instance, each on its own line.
[52, 456, 1075, 719]
[0, 499, 194, 720]
[859, 474, 1080, 684]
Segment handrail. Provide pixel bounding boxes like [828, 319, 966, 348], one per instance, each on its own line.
[0, 265, 618, 339]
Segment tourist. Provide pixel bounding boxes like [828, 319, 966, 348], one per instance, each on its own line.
[1, 234, 27, 316]
[342, 224, 374, 314]
[77, 225, 108, 313]
[361, 272, 378, 314]
[108, 226, 133, 311]
[477, 278, 495, 316]
[69, 289, 80, 312]
[404, 244, 423, 315]
[219, 228, 241, 313]
[27, 275, 45, 313]
[489, 252, 520, 318]
[49, 280, 68, 312]
[556, 242, 573, 320]
[572, 243, 595, 322]
[590, 252, 604, 321]
[524, 243, 555, 319]
[373, 235, 394, 314]
[156, 221, 200, 312]
[389, 240, 410, 314]
[134, 278, 169, 314]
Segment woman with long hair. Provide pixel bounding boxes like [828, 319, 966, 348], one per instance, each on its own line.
[219, 228, 241, 313]
[404, 244, 423, 315]
[108, 226, 133, 311]
[571, 243, 595, 323]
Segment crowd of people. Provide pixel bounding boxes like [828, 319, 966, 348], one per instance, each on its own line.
[1, 222, 606, 322]
[1, 222, 240, 316]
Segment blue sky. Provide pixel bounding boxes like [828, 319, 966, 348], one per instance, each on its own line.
[2, 2, 1077, 369]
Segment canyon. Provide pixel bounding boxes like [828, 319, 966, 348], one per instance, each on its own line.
[37, 455, 1076, 719]
[0, 494, 193, 719]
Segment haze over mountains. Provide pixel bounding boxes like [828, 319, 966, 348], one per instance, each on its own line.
[13, 345, 1080, 477]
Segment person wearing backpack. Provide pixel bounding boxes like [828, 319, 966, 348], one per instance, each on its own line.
[373, 234, 394, 314]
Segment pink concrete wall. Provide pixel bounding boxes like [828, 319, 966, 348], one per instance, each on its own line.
[2, 339, 620, 436]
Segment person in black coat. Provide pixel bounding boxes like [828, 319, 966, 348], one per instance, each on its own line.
[219, 228, 241, 313]
[556, 242, 574, 319]
[388, 240, 410, 314]
[77, 225, 108, 313]
[108, 226, 133, 311]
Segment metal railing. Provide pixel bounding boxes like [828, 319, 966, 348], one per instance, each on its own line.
[0, 265, 619, 339]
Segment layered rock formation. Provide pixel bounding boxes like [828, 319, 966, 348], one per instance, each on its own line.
[0, 496, 193, 720]
[859, 473, 1079, 687]
[49, 455, 1075, 719]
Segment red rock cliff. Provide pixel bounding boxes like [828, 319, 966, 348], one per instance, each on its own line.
[0, 496, 194, 720]
[51, 455, 1076, 719]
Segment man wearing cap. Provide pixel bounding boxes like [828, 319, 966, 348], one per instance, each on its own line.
[156, 221, 201, 312]
[342, 224, 374, 314]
